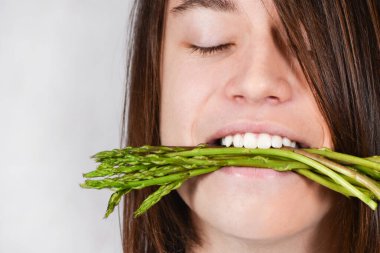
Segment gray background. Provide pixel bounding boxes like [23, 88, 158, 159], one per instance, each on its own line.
[0, 0, 134, 252]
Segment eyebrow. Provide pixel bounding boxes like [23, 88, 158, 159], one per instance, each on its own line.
[171, 0, 238, 14]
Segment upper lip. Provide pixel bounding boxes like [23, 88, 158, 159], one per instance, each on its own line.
[204, 121, 311, 148]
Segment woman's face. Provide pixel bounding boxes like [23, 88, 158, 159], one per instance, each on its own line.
[161, 0, 335, 245]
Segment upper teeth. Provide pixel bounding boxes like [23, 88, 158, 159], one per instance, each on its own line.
[221, 133, 297, 149]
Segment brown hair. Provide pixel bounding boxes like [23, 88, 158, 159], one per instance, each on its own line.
[121, 0, 380, 252]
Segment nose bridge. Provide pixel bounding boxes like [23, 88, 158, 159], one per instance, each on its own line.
[225, 32, 293, 105]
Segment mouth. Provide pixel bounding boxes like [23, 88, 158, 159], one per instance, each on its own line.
[206, 131, 307, 179]
[204, 122, 312, 150]
[201, 125, 313, 180]
[207, 132, 309, 149]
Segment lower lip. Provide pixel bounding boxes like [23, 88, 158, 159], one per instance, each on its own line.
[219, 166, 293, 179]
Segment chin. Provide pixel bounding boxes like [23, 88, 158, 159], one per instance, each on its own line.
[177, 168, 335, 241]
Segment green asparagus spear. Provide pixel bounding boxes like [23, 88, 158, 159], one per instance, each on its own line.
[81, 145, 380, 217]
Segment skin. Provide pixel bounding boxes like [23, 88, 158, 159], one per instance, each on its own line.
[160, 0, 338, 252]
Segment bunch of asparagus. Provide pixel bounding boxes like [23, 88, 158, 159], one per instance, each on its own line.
[81, 145, 380, 218]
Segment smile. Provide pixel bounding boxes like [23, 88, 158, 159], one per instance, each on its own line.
[218, 132, 299, 149]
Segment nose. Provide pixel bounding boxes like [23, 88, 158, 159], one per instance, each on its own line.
[224, 34, 293, 105]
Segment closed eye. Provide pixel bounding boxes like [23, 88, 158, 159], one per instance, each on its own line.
[189, 43, 234, 56]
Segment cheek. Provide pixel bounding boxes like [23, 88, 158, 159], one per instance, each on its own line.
[300, 91, 333, 148]
[160, 54, 222, 146]
[160, 80, 194, 145]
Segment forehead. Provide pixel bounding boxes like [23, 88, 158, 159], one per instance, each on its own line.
[167, 0, 284, 35]
[167, 0, 280, 21]
[169, 0, 240, 14]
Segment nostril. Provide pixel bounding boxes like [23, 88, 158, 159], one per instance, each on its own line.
[266, 95, 280, 104]
[234, 95, 245, 103]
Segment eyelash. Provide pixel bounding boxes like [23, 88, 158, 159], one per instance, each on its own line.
[190, 43, 233, 56]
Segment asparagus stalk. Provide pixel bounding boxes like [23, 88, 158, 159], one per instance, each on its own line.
[81, 145, 380, 217]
